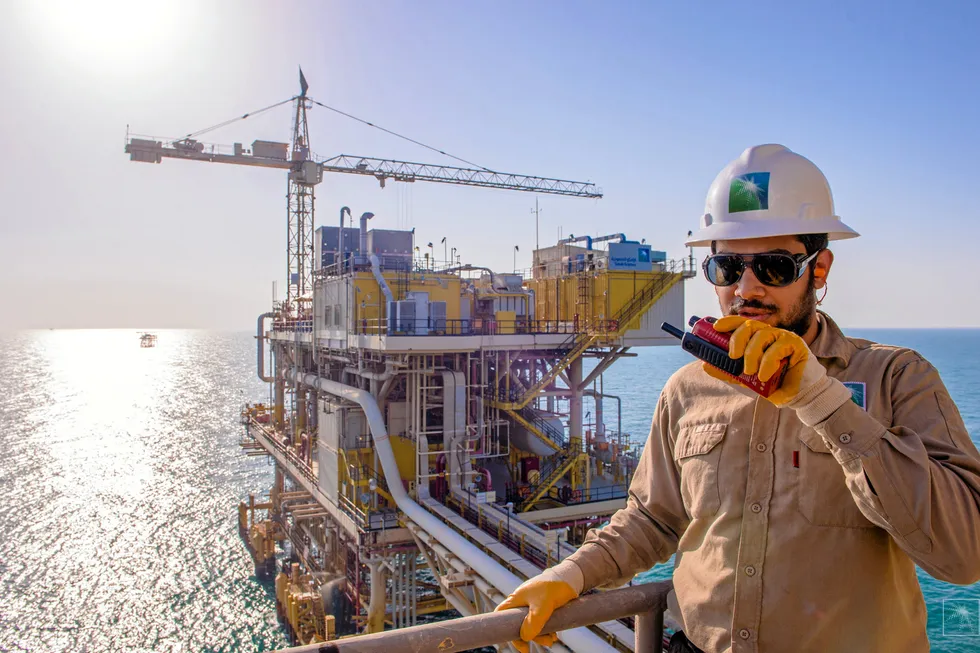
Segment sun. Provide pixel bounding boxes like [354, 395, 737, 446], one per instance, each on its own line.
[25, 0, 190, 73]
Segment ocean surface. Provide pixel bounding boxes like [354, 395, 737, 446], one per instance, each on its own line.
[0, 328, 978, 652]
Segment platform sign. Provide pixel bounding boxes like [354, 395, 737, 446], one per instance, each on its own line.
[608, 242, 655, 271]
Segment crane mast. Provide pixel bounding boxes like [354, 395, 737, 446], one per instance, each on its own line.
[286, 92, 316, 313]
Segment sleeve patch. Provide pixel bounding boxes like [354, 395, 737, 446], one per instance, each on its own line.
[843, 381, 867, 410]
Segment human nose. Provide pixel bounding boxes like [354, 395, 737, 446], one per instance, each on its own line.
[735, 264, 765, 300]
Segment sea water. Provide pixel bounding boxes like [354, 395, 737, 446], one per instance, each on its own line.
[0, 328, 977, 652]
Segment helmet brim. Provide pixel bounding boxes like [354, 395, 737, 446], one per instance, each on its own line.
[685, 216, 860, 247]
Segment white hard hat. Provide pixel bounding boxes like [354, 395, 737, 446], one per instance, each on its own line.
[685, 144, 860, 247]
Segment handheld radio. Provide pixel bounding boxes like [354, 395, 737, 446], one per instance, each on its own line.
[661, 316, 789, 398]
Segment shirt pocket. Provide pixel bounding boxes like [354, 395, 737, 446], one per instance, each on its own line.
[797, 429, 876, 529]
[674, 423, 727, 518]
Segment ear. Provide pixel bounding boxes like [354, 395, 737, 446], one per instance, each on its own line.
[813, 249, 834, 289]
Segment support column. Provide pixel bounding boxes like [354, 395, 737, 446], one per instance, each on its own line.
[568, 357, 583, 449]
[274, 344, 285, 429]
[366, 560, 386, 633]
[296, 385, 307, 444]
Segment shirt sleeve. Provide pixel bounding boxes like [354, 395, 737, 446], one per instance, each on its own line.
[813, 352, 980, 585]
[564, 389, 689, 591]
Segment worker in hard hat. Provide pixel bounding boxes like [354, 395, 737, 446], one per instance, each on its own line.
[496, 144, 980, 653]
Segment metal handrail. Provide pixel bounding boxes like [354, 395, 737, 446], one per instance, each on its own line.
[353, 317, 586, 336]
[544, 483, 629, 505]
[445, 496, 554, 570]
[270, 580, 673, 653]
[517, 405, 567, 448]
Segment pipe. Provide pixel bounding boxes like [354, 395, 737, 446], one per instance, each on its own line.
[595, 392, 604, 436]
[369, 254, 394, 334]
[339, 206, 351, 271]
[257, 312, 274, 382]
[558, 233, 627, 247]
[345, 361, 397, 381]
[585, 390, 621, 445]
[378, 376, 396, 404]
[442, 264, 498, 288]
[285, 368, 615, 653]
[442, 370, 469, 492]
[359, 211, 375, 256]
[591, 233, 627, 244]
[369, 255, 395, 304]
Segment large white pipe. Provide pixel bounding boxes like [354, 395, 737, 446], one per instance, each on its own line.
[441, 371, 469, 491]
[369, 254, 395, 304]
[345, 362, 397, 381]
[359, 211, 375, 256]
[339, 206, 351, 270]
[369, 254, 394, 335]
[286, 368, 615, 653]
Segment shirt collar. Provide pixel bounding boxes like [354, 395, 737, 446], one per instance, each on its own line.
[809, 310, 856, 366]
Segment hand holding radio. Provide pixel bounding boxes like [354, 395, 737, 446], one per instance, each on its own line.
[661, 316, 790, 399]
[707, 316, 822, 406]
[662, 316, 852, 424]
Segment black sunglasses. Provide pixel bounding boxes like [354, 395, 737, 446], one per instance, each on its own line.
[702, 250, 821, 288]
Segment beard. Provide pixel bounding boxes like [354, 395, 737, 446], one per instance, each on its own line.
[727, 270, 817, 337]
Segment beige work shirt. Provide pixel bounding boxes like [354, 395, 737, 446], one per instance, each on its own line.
[566, 312, 980, 652]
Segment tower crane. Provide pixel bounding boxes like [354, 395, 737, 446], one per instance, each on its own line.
[124, 70, 602, 316]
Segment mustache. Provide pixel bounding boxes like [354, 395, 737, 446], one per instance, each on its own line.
[728, 298, 779, 314]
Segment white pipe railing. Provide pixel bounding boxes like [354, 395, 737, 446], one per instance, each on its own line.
[257, 312, 275, 382]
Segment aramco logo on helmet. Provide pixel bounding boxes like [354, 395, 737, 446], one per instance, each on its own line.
[729, 172, 770, 213]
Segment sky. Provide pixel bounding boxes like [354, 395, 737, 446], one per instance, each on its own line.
[1, 0, 978, 329]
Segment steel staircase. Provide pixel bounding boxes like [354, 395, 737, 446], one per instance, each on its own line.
[491, 269, 685, 411]
[504, 405, 568, 452]
[519, 453, 578, 512]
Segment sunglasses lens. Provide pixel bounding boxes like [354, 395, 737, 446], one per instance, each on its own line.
[752, 254, 798, 287]
[704, 255, 743, 286]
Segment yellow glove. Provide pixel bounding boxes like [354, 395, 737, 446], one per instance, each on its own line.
[494, 573, 579, 653]
[704, 316, 851, 424]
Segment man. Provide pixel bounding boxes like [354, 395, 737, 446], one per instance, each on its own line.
[496, 144, 980, 652]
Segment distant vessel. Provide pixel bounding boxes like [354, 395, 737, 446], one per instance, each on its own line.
[139, 333, 157, 348]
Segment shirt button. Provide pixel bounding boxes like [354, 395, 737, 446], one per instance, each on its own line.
[750, 503, 762, 513]
[745, 565, 756, 576]
[839, 433, 852, 444]
[739, 628, 751, 640]
[755, 443, 767, 452]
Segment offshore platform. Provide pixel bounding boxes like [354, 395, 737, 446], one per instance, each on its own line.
[125, 72, 694, 652]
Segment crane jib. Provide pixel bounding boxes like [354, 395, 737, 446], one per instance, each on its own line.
[124, 140, 601, 198]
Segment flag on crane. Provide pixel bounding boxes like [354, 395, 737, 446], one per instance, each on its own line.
[299, 67, 309, 97]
